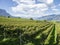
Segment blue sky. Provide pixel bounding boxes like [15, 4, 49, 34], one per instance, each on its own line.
[0, 0, 60, 18]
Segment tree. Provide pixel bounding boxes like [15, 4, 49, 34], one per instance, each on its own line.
[30, 18, 33, 20]
[44, 20, 47, 22]
[8, 16, 10, 18]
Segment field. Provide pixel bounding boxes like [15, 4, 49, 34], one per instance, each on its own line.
[0, 16, 59, 45]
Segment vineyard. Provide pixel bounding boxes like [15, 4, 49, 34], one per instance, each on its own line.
[0, 17, 59, 45]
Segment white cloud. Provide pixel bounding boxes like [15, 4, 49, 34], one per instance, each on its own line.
[37, 0, 53, 4]
[13, 0, 35, 4]
[11, 0, 49, 17]
[46, 0, 53, 4]
[12, 3, 48, 12]
[11, 0, 56, 18]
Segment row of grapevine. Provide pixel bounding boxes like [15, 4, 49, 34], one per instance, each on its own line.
[0, 23, 57, 45]
[44, 24, 57, 45]
[0, 17, 57, 45]
[19, 23, 53, 45]
[0, 22, 52, 45]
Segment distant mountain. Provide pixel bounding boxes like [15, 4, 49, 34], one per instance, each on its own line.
[0, 9, 11, 16]
[36, 14, 60, 21]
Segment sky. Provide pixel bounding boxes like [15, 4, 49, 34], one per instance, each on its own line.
[0, 0, 60, 18]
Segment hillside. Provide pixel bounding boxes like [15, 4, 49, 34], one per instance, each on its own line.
[0, 9, 11, 16]
[36, 14, 60, 21]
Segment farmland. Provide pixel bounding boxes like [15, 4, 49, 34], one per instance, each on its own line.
[0, 16, 59, 45]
